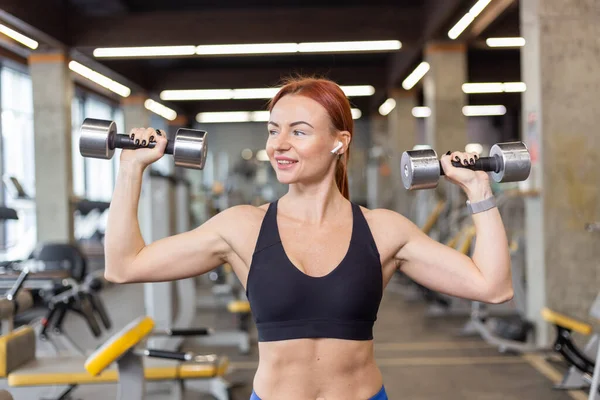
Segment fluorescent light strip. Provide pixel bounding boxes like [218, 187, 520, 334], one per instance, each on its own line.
[462, 105, 506, 116]
[95, 40, 401, 59]
[94, 45, 196, 58]
[378, 98, 396, 116]
[144, 99, 177, 121]
[462, 82, 526, 93]
[68, 61, 131, 97]
[196, 43, 298, 56]
[402, 62, 430, 90]
[162, 85, 375, 101]
[412, 107, 431, 118]
[297, 40, 401, 53]
[0, 24, 38, 49]
[486, 37, 526, 48]
[196, 109, 362, 123]
[448, 0, 492, 40]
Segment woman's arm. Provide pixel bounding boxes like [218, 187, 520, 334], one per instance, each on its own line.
[104, 160, 239, 284]
[389, 151, 513, 304]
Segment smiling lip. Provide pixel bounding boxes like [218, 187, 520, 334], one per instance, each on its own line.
[274, 156, 298, 170]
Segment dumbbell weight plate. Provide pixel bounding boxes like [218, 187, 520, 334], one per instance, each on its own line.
[80, 119, 116, 160]
[489, 141, 531, 183]
[173, 128, 208, 170]
[401, 149, 440, 190]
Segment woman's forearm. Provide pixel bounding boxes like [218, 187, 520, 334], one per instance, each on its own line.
[104, 161, 147, 282]
[466, 183, 513, 302]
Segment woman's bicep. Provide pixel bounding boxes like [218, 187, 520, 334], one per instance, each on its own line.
[395, 221, 489, 302]
[122, 210, 236, 283]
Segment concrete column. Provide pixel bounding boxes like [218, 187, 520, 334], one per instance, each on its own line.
[388, 89, 417, 218]
[422, 42, 468, 230]
[29, 52, 74, 243]
[521, 0, 600, 343]
[423, 42, 468, 155]
[366, 115, 390, 209]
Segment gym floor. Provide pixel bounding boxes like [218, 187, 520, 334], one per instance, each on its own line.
[12, 281, 586, 400]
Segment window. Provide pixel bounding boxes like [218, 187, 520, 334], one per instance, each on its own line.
[0, 66, 35, 248]
[72, 92, 122, 202]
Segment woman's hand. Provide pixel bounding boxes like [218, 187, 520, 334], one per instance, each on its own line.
[119, 127, 168, 168]
[440, 151, 492, 201]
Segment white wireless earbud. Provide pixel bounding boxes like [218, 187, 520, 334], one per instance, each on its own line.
[330, 141, 343, 154]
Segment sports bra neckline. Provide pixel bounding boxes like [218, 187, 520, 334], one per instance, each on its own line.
[271, 200, 358, 280]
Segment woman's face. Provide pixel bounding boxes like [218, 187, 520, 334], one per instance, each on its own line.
[266, 94, 341, 185]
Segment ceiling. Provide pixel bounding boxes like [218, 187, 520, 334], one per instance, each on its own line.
[0, 0, 521, 121]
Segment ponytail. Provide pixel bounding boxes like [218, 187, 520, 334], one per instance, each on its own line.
[335, 150, 350, 200]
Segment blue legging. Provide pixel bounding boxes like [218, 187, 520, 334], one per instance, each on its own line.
[250, 385, 388, 400]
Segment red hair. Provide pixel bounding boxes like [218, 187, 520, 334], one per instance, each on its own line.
[268, 77, 353, 199]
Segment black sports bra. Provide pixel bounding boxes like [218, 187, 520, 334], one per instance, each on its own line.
[246, 200, 383, 342]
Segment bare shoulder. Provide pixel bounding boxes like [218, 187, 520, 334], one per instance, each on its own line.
[357, 206, 417, 258]
[209, 203, 268, 232]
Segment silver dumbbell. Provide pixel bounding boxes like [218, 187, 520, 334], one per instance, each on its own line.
[79, 118, 208, 170]
[401, 141, 531, 190]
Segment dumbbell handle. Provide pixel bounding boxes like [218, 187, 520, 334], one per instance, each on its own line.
[110, 134, 175, 154]
[439, 156, 501, 176]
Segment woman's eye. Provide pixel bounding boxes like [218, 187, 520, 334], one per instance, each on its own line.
[268, 130, 278, 135]
[293, 130, 306, 136]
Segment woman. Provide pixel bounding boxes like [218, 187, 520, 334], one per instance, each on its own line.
[104, 77, 513, 400]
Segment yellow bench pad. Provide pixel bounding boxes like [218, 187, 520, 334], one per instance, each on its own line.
[8, 356, 229, 387]
[541, 307, 593, 335]
[228, 300, 251, 314]
[85, 316, 155, 376]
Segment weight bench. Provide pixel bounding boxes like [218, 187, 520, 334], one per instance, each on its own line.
[0, 317, 231, 400]
[542, 305, 599, 399]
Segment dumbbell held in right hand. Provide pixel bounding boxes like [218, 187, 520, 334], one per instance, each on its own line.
[401, 141, 531, 190]
[79, 118, 208, 170]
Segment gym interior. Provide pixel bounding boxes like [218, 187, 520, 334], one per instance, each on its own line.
[0, 0, 597, 399]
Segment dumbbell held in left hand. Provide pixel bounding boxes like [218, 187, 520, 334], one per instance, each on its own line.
[79, 118, 208, 170]
[401, 141, 531, 190]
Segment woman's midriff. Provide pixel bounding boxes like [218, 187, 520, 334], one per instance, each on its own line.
[252, 338, 383, 400]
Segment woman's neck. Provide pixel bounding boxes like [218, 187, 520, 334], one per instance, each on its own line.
[281, 180, 348, 225]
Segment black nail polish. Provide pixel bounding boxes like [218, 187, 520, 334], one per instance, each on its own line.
[142, 140, 147, 146]
[454, 156, 460, 162]
[474, 154, 479, 160]
[463, 159, 469, 166]
[135, 139, 140, 145]
[149, 135, 154, 142]
[131, 134, 135, 140]
[470, 158, 474, 165]
[156, 129, 162, 137]
[445, 151, 451, 155]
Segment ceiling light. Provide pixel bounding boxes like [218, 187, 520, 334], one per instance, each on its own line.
[68, 61, 131, 97]
[0, 24, 38, 49]
[378, 98, 396, 116]
[462, 105, 506, 116]
[402, 62, 430, 90]
[412, 107, 431, 118]
[93, 45, 196, 58]
[162, 85, 375, 101]
[462, 82, 526, 93]
[298, 40, 401, 53]
[465, 143, 484, 155]
[161, 89, 233, 101]
[502, 82, 527, 92]
[144, 99, 177, 121]
[341, 85, 375, 97]
[196, 43, 298, 56]
[448, 0, 492, 40]
[351, 109, 362, 119]
[486, 37, 526, 48]
[196, 108, 363, 123]
[256, 149, 270, 162]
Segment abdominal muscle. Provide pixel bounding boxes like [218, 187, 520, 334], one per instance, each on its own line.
[252, 338, 383, 400]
